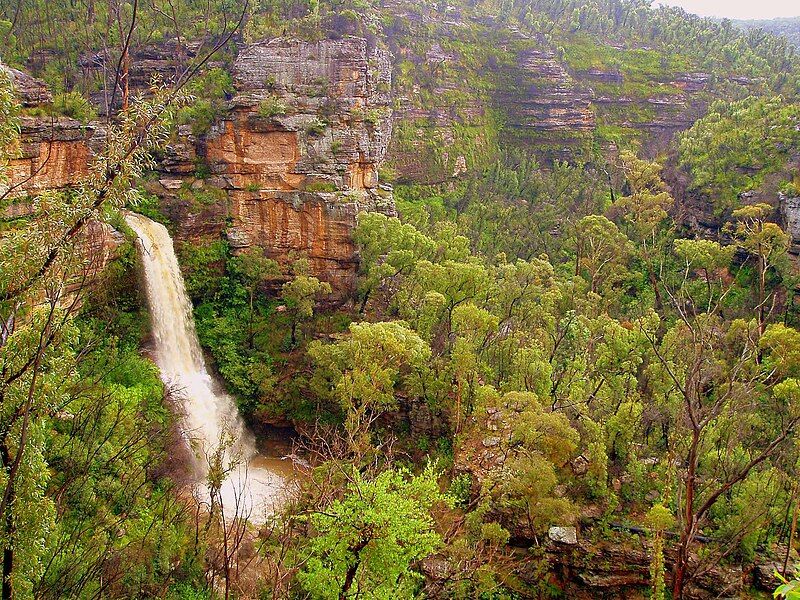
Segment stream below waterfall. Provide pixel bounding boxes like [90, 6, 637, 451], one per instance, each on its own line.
[125, 211, 292, 523]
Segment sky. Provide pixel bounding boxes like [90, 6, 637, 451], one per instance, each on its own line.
[657, 0, 800, 20]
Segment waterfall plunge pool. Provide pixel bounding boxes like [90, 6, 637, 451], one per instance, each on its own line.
[125, 211, 296, 524]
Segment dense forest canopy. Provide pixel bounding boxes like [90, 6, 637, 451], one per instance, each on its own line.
[733, 16, 800, 49]
[1, 0, 800, 599]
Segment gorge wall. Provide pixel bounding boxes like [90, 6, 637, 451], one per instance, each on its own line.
[155, 36, 396, 296]
[6, 1, 790, 289]
[7, 37, 396, 298]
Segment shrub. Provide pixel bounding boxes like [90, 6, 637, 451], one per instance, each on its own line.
[780, 179, 800, 198]
[194, 67, 234, 100]
[305, 180, 337, 193]
[53, 91, 96, 123]
[306, 117, 327, 137]
[258, 96, 288, 118]
[129, 191, 170, 226]
[180, 99, 216, 136]
[177, 68, 234, 136]
[448, 472, 473, 508]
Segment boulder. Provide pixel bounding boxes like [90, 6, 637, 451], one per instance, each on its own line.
[549, 526, 578, 545]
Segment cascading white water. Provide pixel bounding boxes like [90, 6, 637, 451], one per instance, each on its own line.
[125, 211, 286, 522]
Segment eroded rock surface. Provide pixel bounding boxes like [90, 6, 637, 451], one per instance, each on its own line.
[9, 36, 396, 298]
[8, 117, 94, 194]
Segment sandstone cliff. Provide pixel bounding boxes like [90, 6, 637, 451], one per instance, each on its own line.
[155, 36, 396, 297]
[8, 117, 93, 195]
[9, 36, 397, 298]
[6, 4, 791, 286]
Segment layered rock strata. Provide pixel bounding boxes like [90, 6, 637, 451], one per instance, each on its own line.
[8, 117, 94, 194]
[164, 36, 395, 296]
[9, 36, 396, 297]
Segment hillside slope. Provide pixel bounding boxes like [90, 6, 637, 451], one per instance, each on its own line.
[734, 16, 800, 48]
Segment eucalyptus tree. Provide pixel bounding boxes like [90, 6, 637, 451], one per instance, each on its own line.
[643, 239, 800, 599]
[574, 214, 632, 297]
[613, 150, 675, 310]
[229, 248, 279, 348]
[0, 57, 191, 598]
[308, 321, 430, 452]
[298, 465, 447, 600]
[280, 258, 332, 347]
[728, 203, 790, 335]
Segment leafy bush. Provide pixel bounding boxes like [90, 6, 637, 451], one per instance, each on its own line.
[258, 95, 288, 118]
[177, 68, 234, 136]
[448, 473, 473, 508]
[780, 180, 800, 198]
[129, 191, 170, 226]
[306, 117, 327, 137]
[305, 180, 338, 193]
[678, 96, 800, 210]
[52, 91, 96, 123]
[180, 99, 217, 136]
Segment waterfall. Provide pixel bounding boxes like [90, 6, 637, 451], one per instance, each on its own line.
[125, 211, 285, 522]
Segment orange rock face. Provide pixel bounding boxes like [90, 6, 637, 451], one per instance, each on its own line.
[8, 36, 397, 301]
[162, 36, 396, 298]
[229, 190, 362, 291]
[8, 117, 92, 194]
[10, 139, 90, 192]
[206, 124, 305, 191]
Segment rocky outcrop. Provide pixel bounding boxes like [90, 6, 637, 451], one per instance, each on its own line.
[500, 47, 595, 152]
[543, 535, 743, 600]
[158, 36, 396, 296]
[2, 65, 52, 106]
[8, 117, 94, 195]
[781, 192, 800, 252]
[10, 36, 396, 298]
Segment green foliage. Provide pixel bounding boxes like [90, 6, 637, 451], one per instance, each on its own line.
[352, 212, 437, 310]
[679, 97, 800, 210]
[562, 33, 688, 97]
[6, 2, 800, 597]
[0, 61, 19, 190]
[258, 95, 288, 118]
[133, 190, 171, 225]
[306, 117, 328, 137]
[309, 321, 431, 413]
[645, 504, 673, 600]
[305, 180, 338, 193]
[52, 91, 97, 123]
[178, 239, 229, 300]
[185, 241, 270, 405]
[575, 214, 631, 294]
[775, 571, 800, 599]
[281, 259, 333, 346]
[456, 154, 608, 262]
[449, 472, 473, 508]
[177, 68, 234, 136]
[298, 465, 447, 599]
[0, 76, 190, 600]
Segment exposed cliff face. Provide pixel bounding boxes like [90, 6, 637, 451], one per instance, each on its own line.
[543, 536, 743, 600]
[503, 47, 595, 134]
[8, 117, 93, 195]
[497, 45, 596, 160]
[10, 36, 396, 298]
[378, 5, 723, 183]
[782, 193, 800, 252]
[160, 36, 396, 297]
[8, 13, 758, 283]
[2, 65, 52, 107]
